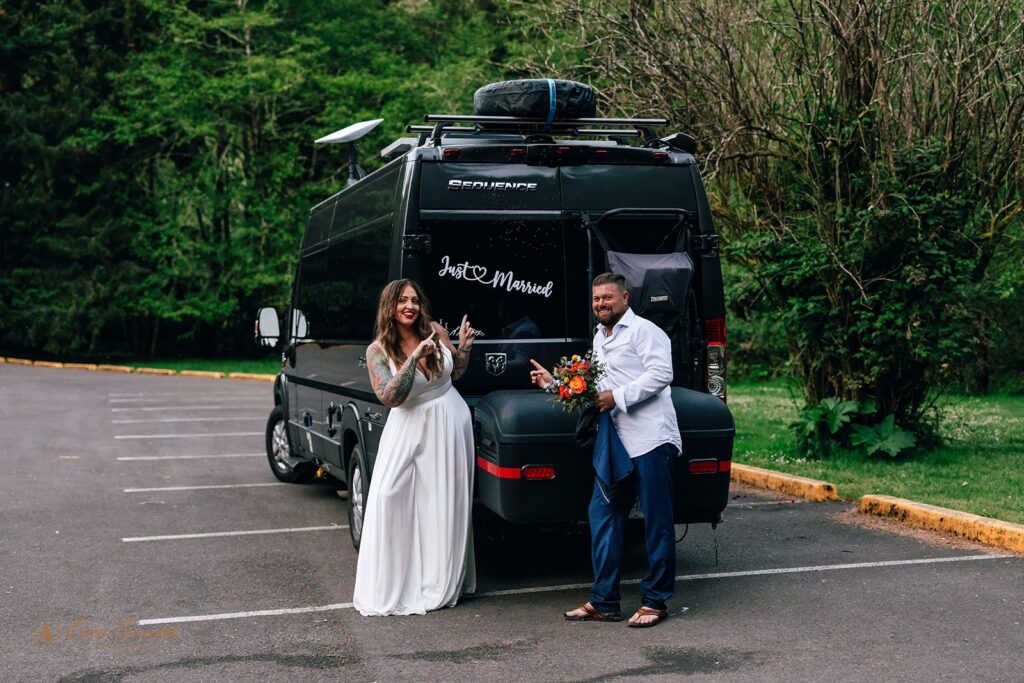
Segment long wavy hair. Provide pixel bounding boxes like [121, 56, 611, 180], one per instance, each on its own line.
[372, 279, 442, 379]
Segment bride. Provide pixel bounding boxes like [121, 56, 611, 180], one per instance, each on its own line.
[352, 278, 477, 616]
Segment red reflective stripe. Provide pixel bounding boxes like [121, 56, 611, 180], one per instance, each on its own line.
[719, 460, 731, 472]
[476, 456, 521, 479]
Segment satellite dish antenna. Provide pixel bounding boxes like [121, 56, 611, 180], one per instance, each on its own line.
[315, 118, 384, 187]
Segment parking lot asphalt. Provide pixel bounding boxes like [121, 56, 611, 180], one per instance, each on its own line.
[2, 363, 1022, 682]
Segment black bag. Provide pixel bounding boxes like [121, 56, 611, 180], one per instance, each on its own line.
[574, 403, 600, 449]
[606, 251, 696, 388]
[473, 79, 597, 120]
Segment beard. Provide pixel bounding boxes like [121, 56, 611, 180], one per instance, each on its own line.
[596, 308, 624, 327]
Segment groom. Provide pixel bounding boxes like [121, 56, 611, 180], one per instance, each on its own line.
[530, 272, 681, 628]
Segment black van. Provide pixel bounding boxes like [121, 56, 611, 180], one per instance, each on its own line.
[255, 108, 735, 549]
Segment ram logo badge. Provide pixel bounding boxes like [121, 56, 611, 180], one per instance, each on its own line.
[485, 353, 507, 376]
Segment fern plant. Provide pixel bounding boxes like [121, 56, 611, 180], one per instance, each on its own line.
[850, 415, 917, 458]
[791, 398, 916, 459]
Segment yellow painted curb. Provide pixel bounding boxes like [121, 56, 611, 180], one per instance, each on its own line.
[7, 358, 33, 366]
[97, 364, 134, 374]
[135, 367, 177, 376]
[731, 462, 840, 502]
[0, 357, 6, 363]
[227, 372, 276, 383]
[64, 363, 99, 371]
[180, 370, 225, 379]
[33, 360, 64, 368]
[859, 494, 1024, 553]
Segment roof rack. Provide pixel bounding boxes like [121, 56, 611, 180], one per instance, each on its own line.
[417, 114, 668, 147]
[406, 124, 642, 138]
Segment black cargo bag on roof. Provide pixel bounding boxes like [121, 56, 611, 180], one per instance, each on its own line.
[473, 79, 597, 120]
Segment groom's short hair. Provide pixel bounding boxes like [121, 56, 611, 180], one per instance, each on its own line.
[592, 272, 627, 292]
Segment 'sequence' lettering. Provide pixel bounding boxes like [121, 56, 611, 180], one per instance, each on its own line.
[447, 180, 539, 192]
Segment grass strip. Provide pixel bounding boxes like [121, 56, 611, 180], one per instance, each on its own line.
[101, 358, 282, 375]
[729, 382, 1024, 525]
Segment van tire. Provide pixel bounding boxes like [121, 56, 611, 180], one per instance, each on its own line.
[265, 406, 311, 483]
[347, 445, 368, 550]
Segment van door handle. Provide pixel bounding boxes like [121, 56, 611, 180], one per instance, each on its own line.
[326, 402, 338, 436]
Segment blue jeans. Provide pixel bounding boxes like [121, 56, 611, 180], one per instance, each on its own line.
[588, 443, 676, 614]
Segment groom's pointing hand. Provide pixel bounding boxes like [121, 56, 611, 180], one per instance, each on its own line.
[529, 358, 554, 389]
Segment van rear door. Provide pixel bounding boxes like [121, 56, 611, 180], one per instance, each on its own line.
[414, 162, 589, 394]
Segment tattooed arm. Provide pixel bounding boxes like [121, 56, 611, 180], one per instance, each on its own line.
[366, 338, 434, 408]
[442, 315, 476, 381]
[451, 343, 472, 381]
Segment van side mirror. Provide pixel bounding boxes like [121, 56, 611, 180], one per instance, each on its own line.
[255, 307, 281, 347]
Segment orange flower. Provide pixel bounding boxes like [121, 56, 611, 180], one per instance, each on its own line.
[559, 385, 570, 399]
[569, 376, 587, 394]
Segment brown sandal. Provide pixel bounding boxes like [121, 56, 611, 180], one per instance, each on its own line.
[564, 602, 623, 622]
[627, 606, 668, 628]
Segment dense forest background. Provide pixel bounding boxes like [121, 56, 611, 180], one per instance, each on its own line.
[3, 1, 1022, 425]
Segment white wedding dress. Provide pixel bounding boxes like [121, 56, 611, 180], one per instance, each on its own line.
[352, 344, 476, 616]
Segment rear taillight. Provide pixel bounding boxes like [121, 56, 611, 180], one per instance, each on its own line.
[689, 459, 718, 474]
[442, 147, 461, 160]
[705, 317, 727, 402]
[688, 459, 731, 474]
[522, 465, 556, 480]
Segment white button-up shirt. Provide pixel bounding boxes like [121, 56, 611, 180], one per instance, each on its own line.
[594, 307, 682, 458]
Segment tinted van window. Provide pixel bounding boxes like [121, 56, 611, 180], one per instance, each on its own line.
[420, 218, 571, 340]
[292, 220, 391, 342]
[327, 221, 391, 340]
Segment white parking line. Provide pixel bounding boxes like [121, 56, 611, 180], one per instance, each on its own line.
[109, 392, 265, 398]
[108, 397, 263, 404]
[136, 553, 1012, 625]
[140, 603, 356, 625]
[123, 525, 346, 543]
[124, 483, 286, 492]
[112, 417, 264, 424]
[112, 405, 266, 412]
[115, 432, 262, 440]
[118, 453, 263, 461]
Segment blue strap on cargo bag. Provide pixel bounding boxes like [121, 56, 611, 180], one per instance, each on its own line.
[545, 78, 557, 126]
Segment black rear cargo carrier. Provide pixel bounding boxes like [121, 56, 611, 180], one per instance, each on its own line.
[474, 389, 734, 525]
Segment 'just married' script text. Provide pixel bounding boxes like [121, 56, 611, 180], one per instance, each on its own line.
[437, 255, 554, 298]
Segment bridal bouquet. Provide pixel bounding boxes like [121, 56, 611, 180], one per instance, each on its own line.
[550, 351, 606, 413]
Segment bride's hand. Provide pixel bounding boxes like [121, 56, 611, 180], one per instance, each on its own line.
[413, 331, 438, 359]
[458, 314, 476, 349]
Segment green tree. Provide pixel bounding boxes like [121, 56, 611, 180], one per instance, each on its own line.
[521, 0, 1024, 437]
[1, 0, 510, 358]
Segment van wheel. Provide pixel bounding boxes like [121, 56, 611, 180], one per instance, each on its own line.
[347, 445, 368, 550]
[265, 406, 310, 483]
